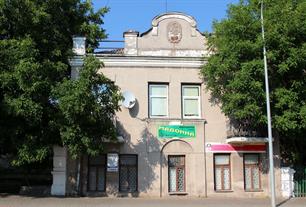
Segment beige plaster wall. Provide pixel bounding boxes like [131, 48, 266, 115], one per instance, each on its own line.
[66, 12, 281, 198]
[99, 65, 211, 197]
[97, 63, 281, 198]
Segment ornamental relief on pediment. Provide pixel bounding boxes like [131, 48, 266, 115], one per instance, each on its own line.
[167, 21, 182, 43]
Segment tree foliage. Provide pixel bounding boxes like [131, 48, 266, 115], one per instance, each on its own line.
[0, 0, 121, 165]
[52, 56, 121, 159]
[201, 0, 306, 164]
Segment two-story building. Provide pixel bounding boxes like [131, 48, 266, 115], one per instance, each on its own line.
[51, 12, 281, 198]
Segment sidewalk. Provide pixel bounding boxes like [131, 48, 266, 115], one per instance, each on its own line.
[0, 195, 305, 207]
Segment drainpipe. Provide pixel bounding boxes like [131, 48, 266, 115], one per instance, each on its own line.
[70, 36, 86, 195]
[203, 120, 208, 198]
[76, 157, 81, 195]
[160, 151, 163, 197]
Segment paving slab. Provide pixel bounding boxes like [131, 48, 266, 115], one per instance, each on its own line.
[0, 195, 305, 207]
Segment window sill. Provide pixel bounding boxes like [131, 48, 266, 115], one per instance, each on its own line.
[85, 191, 107, 197]
[146, 118, 206, 122]
[215, 190, 234, 193]
[148, 117, 169, 120]
[117, 191, 139, 197]
[169, 192, 188, 195]
[183, 117, 202, 119]
[245, 189, 264, 192]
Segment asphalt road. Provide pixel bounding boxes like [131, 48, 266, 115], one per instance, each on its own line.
[0, 196, 305, 207]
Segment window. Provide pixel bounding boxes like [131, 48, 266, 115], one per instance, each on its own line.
[182, 85, 201, 118]
[244, 154, 261, 191]
[214, 154, 231, 191]
[168, 155, 185, 192]
[149, 84, 168, 117]
[88, 155, 106, 192]
[119, 155, 138, 192]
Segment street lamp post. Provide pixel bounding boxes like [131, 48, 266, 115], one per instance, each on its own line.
[260, 1, 276, 207]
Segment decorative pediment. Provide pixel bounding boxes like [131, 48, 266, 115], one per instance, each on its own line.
[123, 12, 208, 57]
[150, 12, 197, 37]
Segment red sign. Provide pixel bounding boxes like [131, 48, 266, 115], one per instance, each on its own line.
[206, 143, 266, 153]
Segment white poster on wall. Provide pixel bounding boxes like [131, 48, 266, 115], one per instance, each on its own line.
[107, 153, 119, 172]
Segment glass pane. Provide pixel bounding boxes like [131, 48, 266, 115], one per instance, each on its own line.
[120, 155, 137, 165]
[120, 167, 128, 191]
[97, 167, 105, 191]
[89, 155, 106, 165]
[128, 167, 137, 192]
[215, 167, 222, 190]
[215, 155, 230, 165]
[245, 166, 252, 190]
[151, 97, 167, 116]
[245, 154, 259, 165]
[88, 167, 96, 191]
[169, 156, 184, 167]
[184, 99, 199, 116]
[177, 168, 185, 192]
[223, 167, 230, 190]
[150, 85, 167, 96]
[252, 167, 260, 189]
[169, 167, 176, 192]
[183, 86, 199, 96]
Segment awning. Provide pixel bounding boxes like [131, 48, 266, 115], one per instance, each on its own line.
[226, 136, 269, 144]
[206, 143, 266, 153]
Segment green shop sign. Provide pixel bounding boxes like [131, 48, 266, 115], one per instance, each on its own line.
[158, 125, 196, 138]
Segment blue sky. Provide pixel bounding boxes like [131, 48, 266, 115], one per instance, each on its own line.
[92, 0, 239, 40]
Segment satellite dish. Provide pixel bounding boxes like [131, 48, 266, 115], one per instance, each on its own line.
[122, 91, 136, 109]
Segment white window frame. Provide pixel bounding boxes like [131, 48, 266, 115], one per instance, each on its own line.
[182, 85, 201, 119]
[149, 84, 169, 118]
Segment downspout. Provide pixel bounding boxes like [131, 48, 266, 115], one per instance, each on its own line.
[70, 36, 86, 196]
[203, 120, 208, 198]
[77, 155, 84, 196]
[160, 151, 163, 197]
[76, 156, 81, 195]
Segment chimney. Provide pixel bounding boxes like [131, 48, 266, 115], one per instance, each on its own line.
[123, 30, 139, 56]
[72, 36, 86, 56]
[70, 36, 86, 80]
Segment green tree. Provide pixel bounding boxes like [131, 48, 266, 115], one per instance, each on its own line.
[0, 0, 121, 165]
[201, 0, 306, 164]
[52, 56, 121, 159]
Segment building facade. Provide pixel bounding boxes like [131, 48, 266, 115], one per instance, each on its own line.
[51, 12, 281, 198]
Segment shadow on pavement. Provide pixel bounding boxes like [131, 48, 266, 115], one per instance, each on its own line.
[277, 197, 291, 207]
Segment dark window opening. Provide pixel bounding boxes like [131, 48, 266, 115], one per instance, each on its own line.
[88, 155, 106, 192]
[119, 154, 138, 192]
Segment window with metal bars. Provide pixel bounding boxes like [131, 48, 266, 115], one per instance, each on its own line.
[88, 155, 106, 192]
[119, 154, 138, 192]
[168, 155, 185, 192]
[214, 154, 231, 191]
[244, 154, 261, 191]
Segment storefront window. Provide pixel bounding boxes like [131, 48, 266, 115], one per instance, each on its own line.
[88, 155, 106, 192]
[168, 155, 185, 192]
[119, 155, 138, 192]
[214, 154, 231, 191]
[244, 154, 261, 191]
